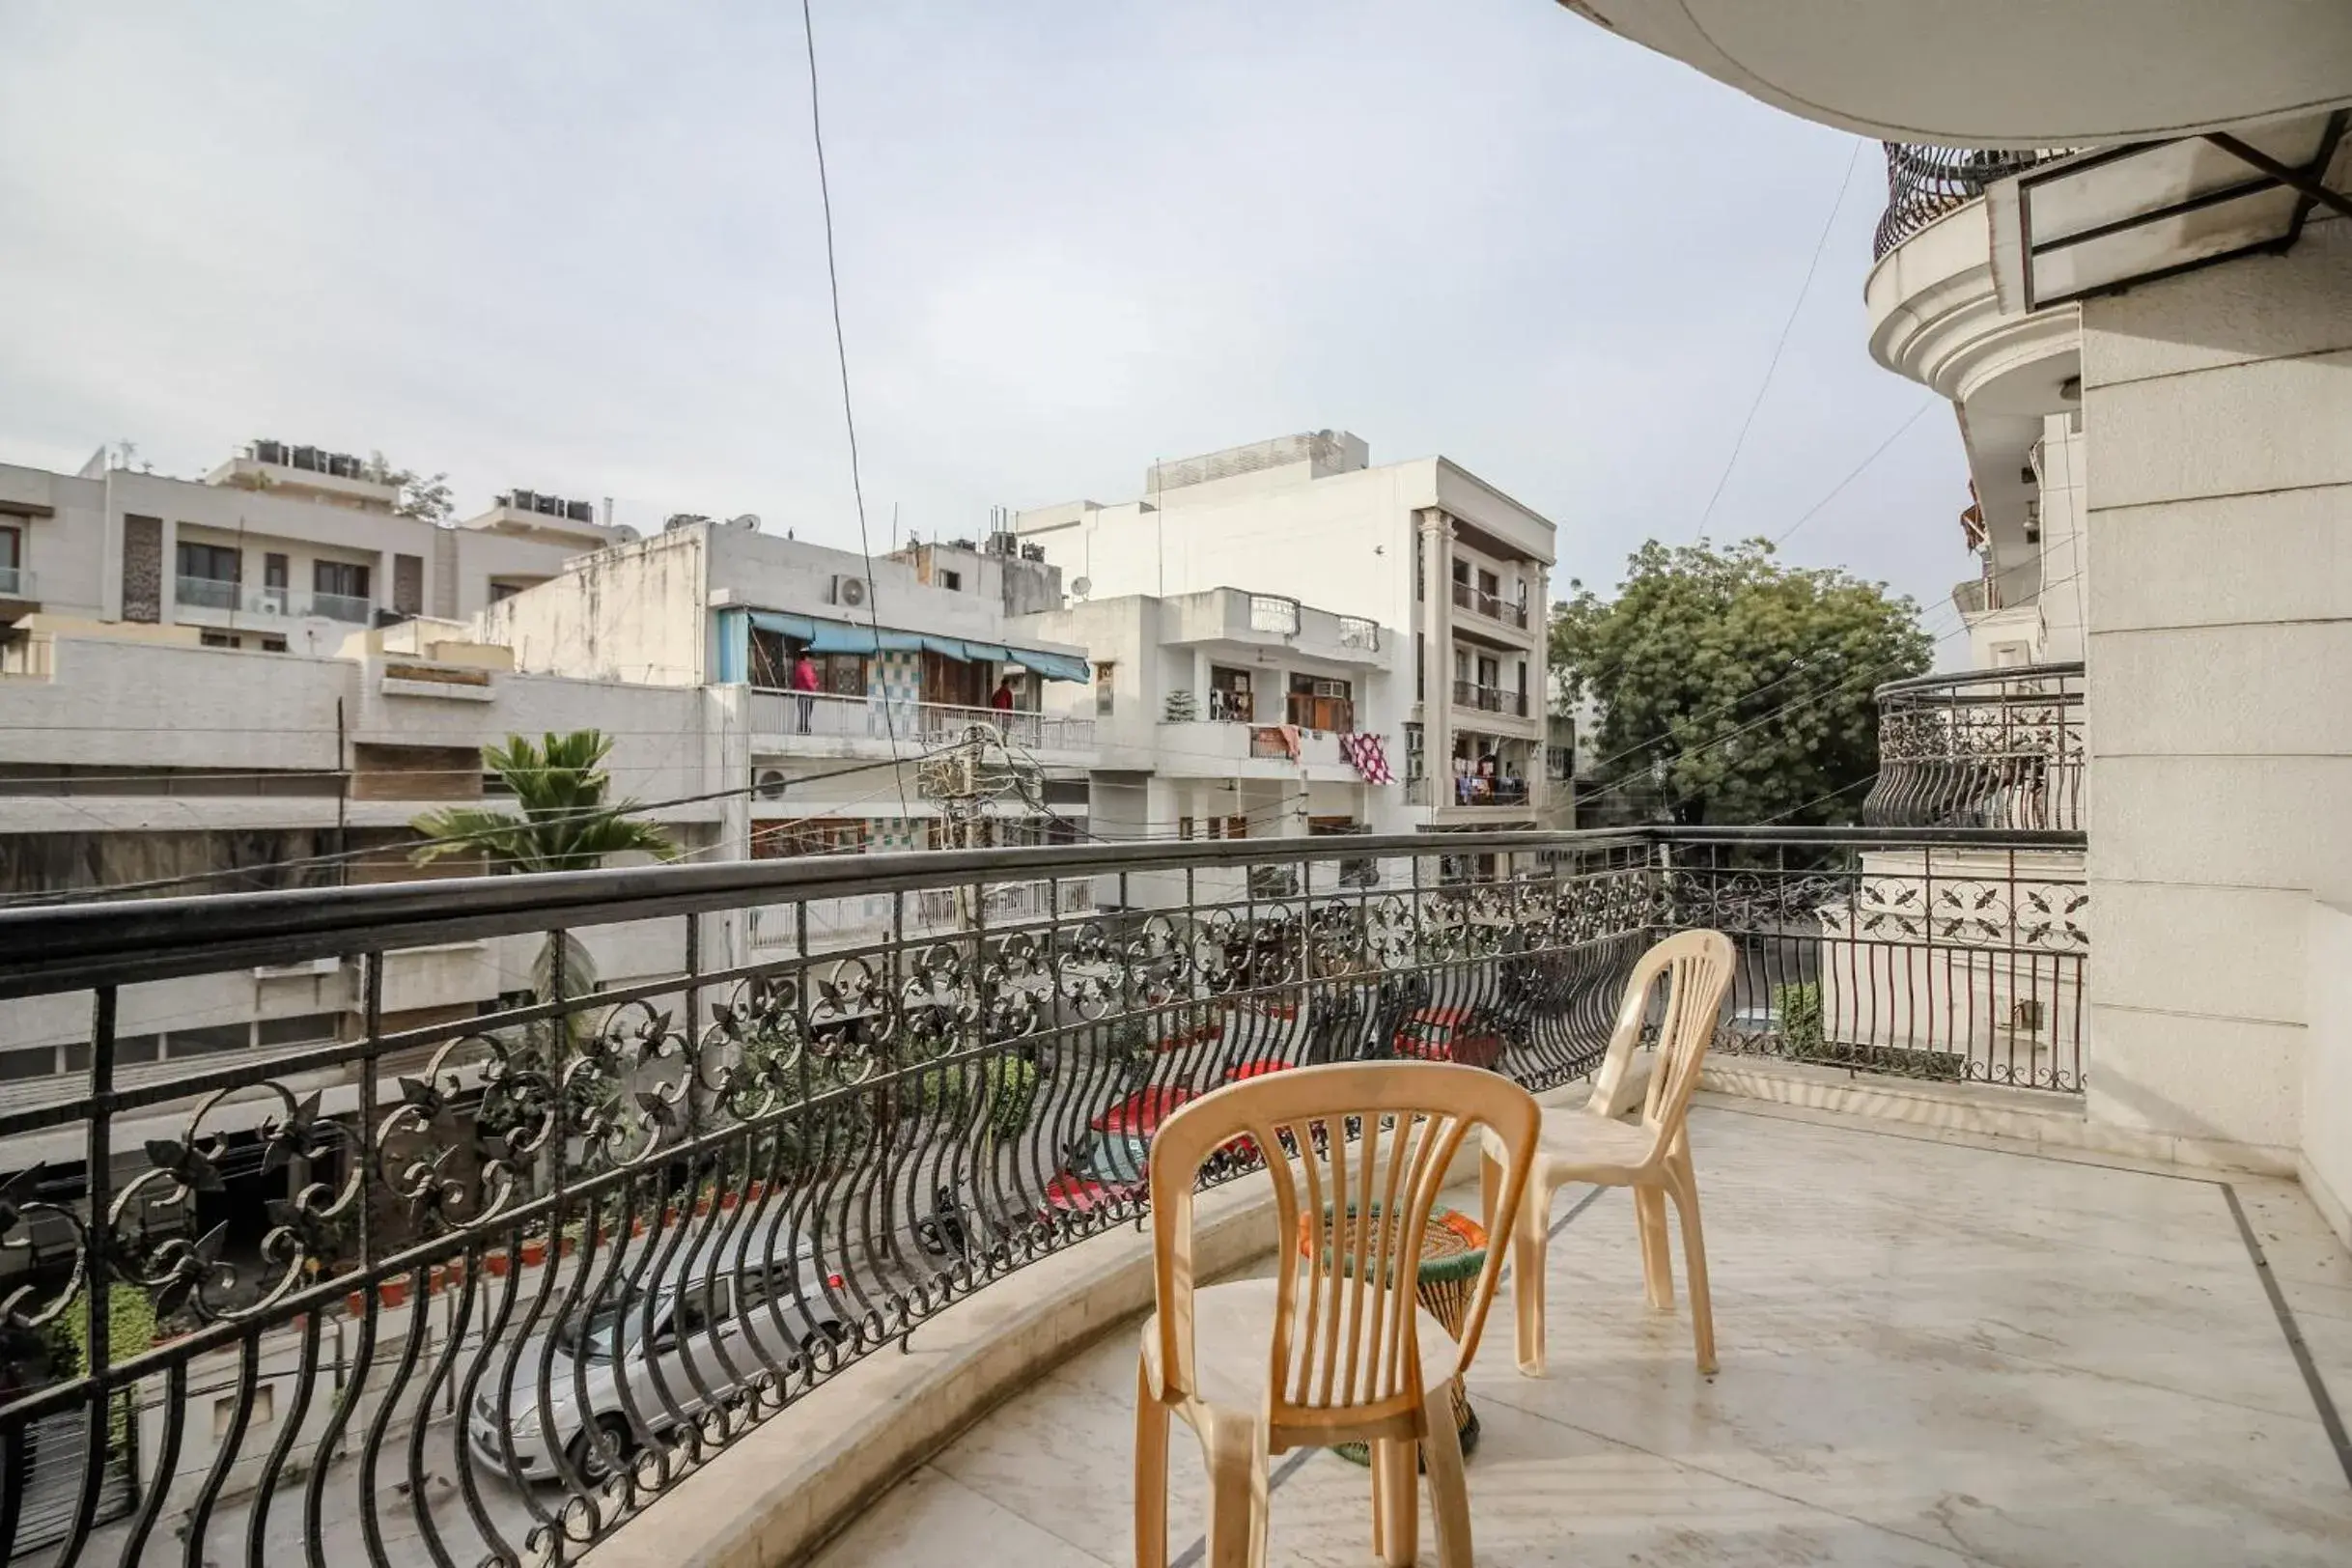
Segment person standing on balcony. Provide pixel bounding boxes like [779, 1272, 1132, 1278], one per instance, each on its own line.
[990, 675, 1016, 713]
[791, 648, 821, 733]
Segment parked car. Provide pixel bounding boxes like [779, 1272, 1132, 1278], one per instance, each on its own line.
[1388, 1005, 1505, 1070]
[466, 1214, 852, 1486]
[1040, 1057, 1305, 1216]
[1041, 1085, 1193, 1215]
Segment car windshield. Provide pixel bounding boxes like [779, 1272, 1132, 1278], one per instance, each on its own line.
[1073, 1131, 1151, 1185]
[555, 1289, 652, 1362]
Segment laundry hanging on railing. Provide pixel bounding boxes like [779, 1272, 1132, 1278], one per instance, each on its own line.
[1341, 732, 1393, 785]
[1253, 725, 1302, 761]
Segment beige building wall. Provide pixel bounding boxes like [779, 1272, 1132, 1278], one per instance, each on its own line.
[2076, 215, 2352, 1192]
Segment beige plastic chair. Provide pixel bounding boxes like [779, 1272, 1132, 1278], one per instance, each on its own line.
[1134, 1060, 1542, 1568]
[1479, 929, 1735, 1377]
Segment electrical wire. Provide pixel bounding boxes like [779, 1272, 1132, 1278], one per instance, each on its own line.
[799, 0, 908, 819]
[1692, 138, 1864, 543]
[1773, 398, 1941, 546]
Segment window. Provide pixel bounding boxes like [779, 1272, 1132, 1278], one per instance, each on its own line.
[0, 525, 18, 571]
[264, 553, 289, 590]
[258, 1012, 339, 1047]
[1095, 660, 1115, 716]
[168, 1022, 252, 1057]
[937, 569, 963, 592]
[1477, 569, 1498, 599]
[1415, 634, 1424, 701]
[1451, 559, 1470, 586]
[0, 1047, 54, 1082]
[260, 634, 288, 653]
[177, 541, 241, 583]
[314, 560, 371, 602]
[488, 580, 521, 603]
[200, 631, 241, 650]
[1286, 673, 1354, 733]
[1178, 815, 1195, 841]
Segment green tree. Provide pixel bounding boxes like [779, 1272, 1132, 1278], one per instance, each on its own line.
[375, 454, 455, 525]
[1551, 539, 1931, 825]
[410, 732, 678, 1128]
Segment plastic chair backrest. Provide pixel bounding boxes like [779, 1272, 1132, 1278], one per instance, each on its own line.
[1144, 1061, 1540, 1434]
[1617, 929, 1736, 1148]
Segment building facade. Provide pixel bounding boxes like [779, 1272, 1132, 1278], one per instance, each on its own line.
[1013, 431, 1561, 826]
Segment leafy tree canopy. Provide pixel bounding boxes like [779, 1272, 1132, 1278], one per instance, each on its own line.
[1551, 539, 1931, 825]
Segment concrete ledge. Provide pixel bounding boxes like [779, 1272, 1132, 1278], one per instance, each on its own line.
[1700, 1056, 2298, 1178]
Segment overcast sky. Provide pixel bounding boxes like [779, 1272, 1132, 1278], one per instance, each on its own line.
[0, 1, 1970, 643]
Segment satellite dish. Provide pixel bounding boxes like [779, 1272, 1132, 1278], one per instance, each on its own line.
[729, 514, 762, 531]
[1071, 575, 1092, 599]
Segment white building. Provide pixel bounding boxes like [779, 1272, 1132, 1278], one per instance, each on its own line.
[0, 440, 622, 663]
[1014, 431, 1560, 826]
[1549, 2, 2352, 1243]
[1015, 587, 1407, 908]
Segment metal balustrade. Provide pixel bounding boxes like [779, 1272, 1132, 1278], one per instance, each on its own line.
[1874, 143, 2078, 260]
[1863, 662, 2086, 831]
[0, 824, 2084, 1564]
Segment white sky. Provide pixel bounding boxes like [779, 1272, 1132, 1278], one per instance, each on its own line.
[0, 1, 1971, 640]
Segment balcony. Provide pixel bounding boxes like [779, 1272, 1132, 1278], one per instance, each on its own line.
[1864, 661, 2086, 830]
[1452, 679, 1529, 718]
[174, 577, 378, 625]
[1872, 143, 2079, 260]
[1449, 578, 1529, 630]
[0, 565, 35, 602]
[21, 825, 2351, 1568]
[753, 689, 1095, 754]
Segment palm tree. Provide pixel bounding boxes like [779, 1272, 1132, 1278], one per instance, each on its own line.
[409, 731, 678, 1135]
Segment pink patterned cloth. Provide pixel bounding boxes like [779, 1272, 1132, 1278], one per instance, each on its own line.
[1341, 732, 1393, 785]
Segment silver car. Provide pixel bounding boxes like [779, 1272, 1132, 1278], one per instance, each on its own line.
[465, 1217, 854, 1485]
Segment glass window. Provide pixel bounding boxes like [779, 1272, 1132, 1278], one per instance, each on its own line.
[0, 1047, 56, 1081]
[1095, 661, 1115, 716]
[259, 1012, 338, 1047]
[177, 542, 241, 582]
[166, 1022, 251, 1056]
[264, 553, 289, 590]
[0, 526, 19, 570]
[314, 560, 371, 601]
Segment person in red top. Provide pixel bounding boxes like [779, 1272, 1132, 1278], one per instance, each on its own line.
[989, 676, 1017, 712]
[791, 650, 821, 733]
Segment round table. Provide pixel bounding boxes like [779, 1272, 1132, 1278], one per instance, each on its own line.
[1296, 1206, 1486, 1466]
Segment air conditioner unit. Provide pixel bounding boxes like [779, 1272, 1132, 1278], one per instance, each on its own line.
[755, 769, 788, 801]
[834, 575, 870, 608]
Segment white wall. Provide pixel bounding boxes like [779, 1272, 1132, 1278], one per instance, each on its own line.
[481, 528, 711, 686]
[0, 464, 107, 618]
[2076, 213, 2352, 1165]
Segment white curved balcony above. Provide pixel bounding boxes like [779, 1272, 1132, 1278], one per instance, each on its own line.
[1545, 1, 2352, 148]
[1865, 197, 2080, 413]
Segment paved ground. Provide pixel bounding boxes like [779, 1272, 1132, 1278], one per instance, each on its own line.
[810, 1100, 2352, 1567]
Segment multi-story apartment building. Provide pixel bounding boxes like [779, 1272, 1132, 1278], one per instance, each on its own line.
[1550, 2, 2352, 1238]
[0, 440, 621, 663]
[1013, 431, 1561, 826]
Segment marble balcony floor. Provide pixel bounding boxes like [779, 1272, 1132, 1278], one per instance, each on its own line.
[813, 1101, 2352, 1567]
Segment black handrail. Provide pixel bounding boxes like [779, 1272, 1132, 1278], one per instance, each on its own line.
[1874, 143, 2078, 260]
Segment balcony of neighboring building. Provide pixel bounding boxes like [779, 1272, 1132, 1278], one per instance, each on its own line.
[1155, 587, 1388, 668]
[206, 439, 403, 514]
[1864, 660, 2086, 831]
[172, 534, 380, 630]
[459, 489, 635, 551]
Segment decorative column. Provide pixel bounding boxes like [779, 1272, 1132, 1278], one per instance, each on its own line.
[1417, 509, 1455, 810]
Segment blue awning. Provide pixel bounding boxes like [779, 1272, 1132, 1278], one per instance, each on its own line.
[804, 622, 922, 655]
[960, 641, 1013, 662]
[1006, 647, 1090, 683]
[919, 634, 971, 659]
[748, 610, 818, 640]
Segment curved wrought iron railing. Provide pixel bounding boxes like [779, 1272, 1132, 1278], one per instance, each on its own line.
[1874, 143, 2078, 260]
[0, 824, 2085, 1563]
[1864, 661, 2086, 830]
